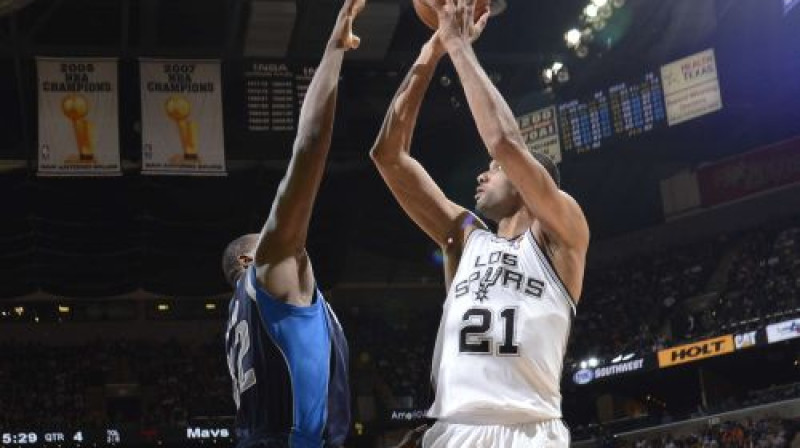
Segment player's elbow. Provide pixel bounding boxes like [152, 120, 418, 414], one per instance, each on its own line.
[369, 143, 398, 166]
[485, 133, 524, 161]
[293, 125, 326, 154]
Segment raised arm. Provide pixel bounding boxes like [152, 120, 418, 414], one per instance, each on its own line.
[371, 30, 493, 262]
[370, 35, 481, 249]
[433, 0, 589, 252]
[255, 0, 364, 267]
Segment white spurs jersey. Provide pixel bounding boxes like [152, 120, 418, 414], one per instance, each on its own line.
[428, 228, 576, 424]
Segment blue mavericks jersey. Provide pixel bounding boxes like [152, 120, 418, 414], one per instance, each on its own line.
[225, 267, 350, 448]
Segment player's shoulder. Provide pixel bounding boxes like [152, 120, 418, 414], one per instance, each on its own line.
[455, 211, 489, 245]
[555, 189, 584, 214]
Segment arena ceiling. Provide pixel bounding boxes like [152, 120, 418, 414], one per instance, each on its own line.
[0, 0, 799, 299]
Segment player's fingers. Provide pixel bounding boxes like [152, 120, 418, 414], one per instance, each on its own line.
[348, 33, 361, 49]
[347, 0, 365, 16]
[472, 9, 490, 38]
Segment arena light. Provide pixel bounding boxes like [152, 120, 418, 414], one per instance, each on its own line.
[205, 303, 217, 311]
[579, 361, 588, 369]
[592, 0, 608, 6]
[58, 305, 70, 314]
[542, 68, 554, 84]
[556, 67, 570, 83]
[543, 62, 569, 85]
[584, 4, 598, 18]
[157, 303, 170, 312]
[588, 358, 599, 368]
[14, 306, 24, 316]
[565, 28, 582, 47]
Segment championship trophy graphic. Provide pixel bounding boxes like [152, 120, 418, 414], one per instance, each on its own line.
[165, 95, 199, 163]
[61, 94, 95, 163]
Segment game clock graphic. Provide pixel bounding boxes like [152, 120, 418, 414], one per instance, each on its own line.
[2, 432, 39, 445]
[1, 429, 121, 446]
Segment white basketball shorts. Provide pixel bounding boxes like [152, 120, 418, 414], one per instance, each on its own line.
[422, 419, 570, 448]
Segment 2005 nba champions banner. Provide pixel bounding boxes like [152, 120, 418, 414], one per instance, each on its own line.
[37, 58, 121, 176]
[139, 59, 226, 176]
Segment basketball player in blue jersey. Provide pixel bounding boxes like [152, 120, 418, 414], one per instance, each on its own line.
[370, 0, 590, 446]
[220, 1, 365, 447]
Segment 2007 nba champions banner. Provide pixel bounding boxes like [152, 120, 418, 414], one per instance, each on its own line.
[37, 58, 121, 177]
[139, 59, 226, 176]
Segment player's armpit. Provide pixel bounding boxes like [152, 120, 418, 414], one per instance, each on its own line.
[373, 151, 485, 248]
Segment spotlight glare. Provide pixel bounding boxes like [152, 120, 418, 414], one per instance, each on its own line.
[542, 68, 554, 83]
[551, 61, 564, 72]
[584, 4, 598, 18]
[592, 0, 608, 6]
[565, 28, 582, 47]
[556, 68, 570, 83]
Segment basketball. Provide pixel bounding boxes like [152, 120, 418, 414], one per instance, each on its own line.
[412, 0, 490, 30]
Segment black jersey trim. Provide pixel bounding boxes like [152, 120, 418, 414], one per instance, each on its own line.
[525, 229, 577, 315]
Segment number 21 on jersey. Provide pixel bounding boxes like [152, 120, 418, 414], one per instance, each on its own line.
[459, 307, 520, 356]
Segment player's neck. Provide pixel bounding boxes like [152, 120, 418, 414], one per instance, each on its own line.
[495, 208, 532, 239]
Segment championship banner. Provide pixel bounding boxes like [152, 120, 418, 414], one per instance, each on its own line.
[766, 318, 800, 344]
[140, 60, 226, 176]
[660, 48, 722, 127]
[657, 335, 734, 368]
[37, 58, 120, 177]
[516, 106, 562, 164]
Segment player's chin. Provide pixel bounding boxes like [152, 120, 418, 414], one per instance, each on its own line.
[475, 200, 488, 216]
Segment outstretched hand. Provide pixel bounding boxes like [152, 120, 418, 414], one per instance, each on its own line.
[332, 0, 366, 50]
[425, 0, 489, 48]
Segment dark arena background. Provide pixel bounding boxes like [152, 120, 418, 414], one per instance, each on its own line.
[2, 0, 800, 446]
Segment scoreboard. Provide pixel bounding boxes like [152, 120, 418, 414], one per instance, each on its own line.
[242, 61, 315, 133]
[557, 92, 613, 154]
[556, 71, 667, 154]
[608, 72, 666, 138]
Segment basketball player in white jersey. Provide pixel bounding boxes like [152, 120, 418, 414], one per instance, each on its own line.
[369, 0, 590, 446]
